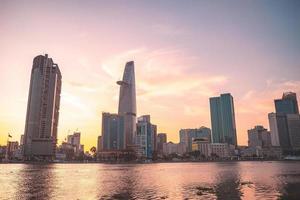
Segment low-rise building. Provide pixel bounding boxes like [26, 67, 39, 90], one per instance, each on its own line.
[192, 139, 231, 158]
[211, 143, 230, 157]
[248, 125, 271, 148]
[179, 127, 212, 152]
[192, 138, 211, 157]
[239, 146, 282, 158]
[6, 141, 19, 160]
[0, 146, 7, 161]
[162, 142, 186, 155]
[67, 131, 84, 155]
[57, 142, 75, 160]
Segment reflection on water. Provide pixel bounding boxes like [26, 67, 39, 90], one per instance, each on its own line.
[0, 161, 300, 200]
[16, 165, 56, 199]
[214, 170, 242, 200]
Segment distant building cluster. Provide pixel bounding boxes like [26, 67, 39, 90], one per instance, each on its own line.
[1, 54, 299, 162]
[56, 131, 85, 161]
[241, 92, 300, 158]
[268, 93, 300, 151]
[180, 127, 212, 152]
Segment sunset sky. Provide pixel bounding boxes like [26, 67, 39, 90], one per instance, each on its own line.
[0, 0, 300, 150]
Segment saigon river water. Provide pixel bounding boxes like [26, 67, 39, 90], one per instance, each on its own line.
[0, 161, 300, 200]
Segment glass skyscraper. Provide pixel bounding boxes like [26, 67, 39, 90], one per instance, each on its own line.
[275, 92, 299, 114]
[209, 93, 237, 146]
[269, 92, 300, 150]
[101, 112, 125, 150]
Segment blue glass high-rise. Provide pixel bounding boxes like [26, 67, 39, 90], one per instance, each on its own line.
[209, 93, 237, 146]
[101, 112, 125, 150]
[275, 92, 299, 114]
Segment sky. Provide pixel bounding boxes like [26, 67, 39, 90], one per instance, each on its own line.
[0, 0, 300, 151]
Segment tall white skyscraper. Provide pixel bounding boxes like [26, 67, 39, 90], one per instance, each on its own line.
[23, 54, 62, 160]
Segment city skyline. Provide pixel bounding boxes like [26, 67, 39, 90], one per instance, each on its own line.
[1, 1, 300, 151]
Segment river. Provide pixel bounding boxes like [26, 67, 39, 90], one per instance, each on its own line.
[0, 161, 300, 199]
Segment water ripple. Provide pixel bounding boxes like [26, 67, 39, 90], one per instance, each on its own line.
[0, 161, 300, 200]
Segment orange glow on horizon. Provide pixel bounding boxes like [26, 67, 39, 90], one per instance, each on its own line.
[1, 1, 299, 151]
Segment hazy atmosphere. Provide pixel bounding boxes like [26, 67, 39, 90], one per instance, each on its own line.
[1, 0, 300, 150]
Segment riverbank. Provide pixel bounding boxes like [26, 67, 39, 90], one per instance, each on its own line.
[1, 158, 299, 164]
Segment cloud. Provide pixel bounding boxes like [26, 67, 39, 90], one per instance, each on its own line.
[233, 79, 300, 145]
[61, 92, 87, 110]
[242, 90, 255, 100]
[99, 47, 229, 103]
[184, 105, 207, 117]
[100, 47, 146, 79]
[138, 75, 227, 99]
[238, 80, 300, 115]
[94, 47, 229, 133]
[65, 81, 97, 92]
[70, 47, 300, 147]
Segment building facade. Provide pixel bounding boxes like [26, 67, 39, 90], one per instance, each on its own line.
[179, 126, 212, 152]
[23, 54, 62, 160]
[162, 142, 186, 156]
[101, 112, 125, 150]
[6, 141, 19, 160]
[192, 141, 230, 158]
[209, 93, 237, 146]
[136, 115, 157, 158]
[268, 113, 290, 148]
[67, 131, 83, 155]
[275, 92, 299, 114]
[286, 114, 300, 149]
[247, 125, 271, 148]
[192, 139, 211, 157]
[211, 143, 230, 158]
[97, 136, 102, 153]
[117, 61, 137, 148]
[268, 92, 300, 151]
[156, 133, 167, 154]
